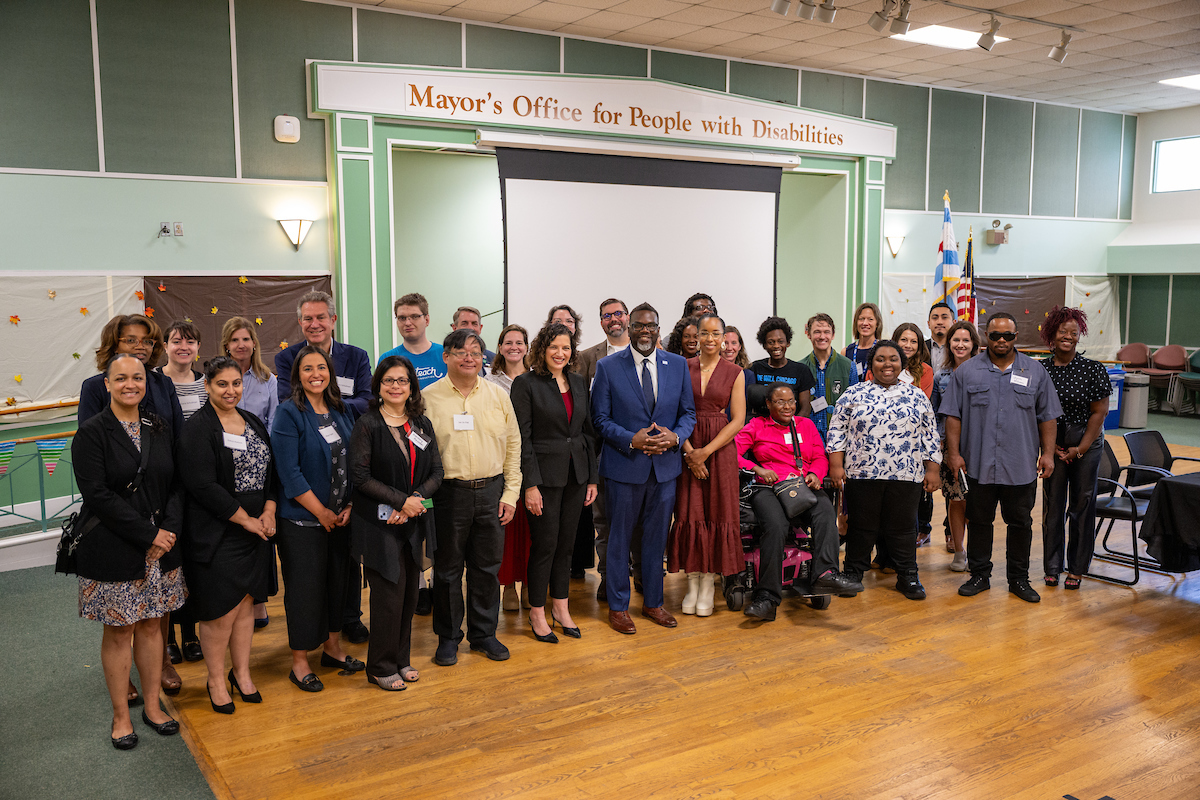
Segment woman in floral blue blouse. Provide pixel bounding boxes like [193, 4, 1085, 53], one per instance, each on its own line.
[826, 341, 941, 600]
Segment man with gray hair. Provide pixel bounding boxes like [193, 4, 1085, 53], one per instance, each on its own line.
[276, 290, 373, 418]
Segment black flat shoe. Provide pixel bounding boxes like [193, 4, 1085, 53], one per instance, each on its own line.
[167, 643, 183, 664]
[341, 621, 370, 644]
[415, 588, 432, 616]
[552, 615, 581, 639]
[529, 620, 558, 644]
[320, 652, 365, 672]
[289, 671, 324, 692]
[228, 670, 262, 703]
[111, 731, 138, 750]
[207, 685, 234, 715]
[181, 640, 204, 662]
[743, 598, 777, 621]
[253, 614, 269, 629]
[141, 710, 179, 736]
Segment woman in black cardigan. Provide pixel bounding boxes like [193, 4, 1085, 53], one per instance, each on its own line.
[179, 357, 279, 713]
[510, 323, 598, 643]
[72, 354, 185, 750]
[349, 356, 442, 690]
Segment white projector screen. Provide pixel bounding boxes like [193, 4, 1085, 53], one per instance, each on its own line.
[504, 178, 775, 361]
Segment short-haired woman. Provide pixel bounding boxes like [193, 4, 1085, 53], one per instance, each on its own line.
[349, 356, 443, 689]
[931, 320, 981, 569]
[827, 341, 941, 600]
[271, 345, 361, 692]
[179, 357, 278, 713]
[545, 304, 582, 350]
[511, 323, 598, 641]
[487, 324, 533, 612]
[843, 302, 883, 382]
[72, 354, 185, 749]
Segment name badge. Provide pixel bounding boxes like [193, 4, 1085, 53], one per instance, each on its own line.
[179, 394, 204, 413]
[899, 370, 914, 385]
[222, 432, 247, 451]
[782, 433, 793, 445]
[810, 396, 829, 413]
[1010, 374, 1029, 387]
[408, 428, 430, 450]
[319, 425, 341, 444]
[884, 385, 903, 398]
[336, 376, 355, 396]
[453, 414, 474, 431]
[856, 362, 865, 377]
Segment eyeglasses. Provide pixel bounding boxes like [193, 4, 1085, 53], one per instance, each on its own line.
[119, 336, 157, 347]
[449, 350, 481, 360]
[395, 314, 423, 323]
[770, 398, 797, 407]
[381, 377, 410, 387]
[988, 331, 1017, 342]
[629, 322, 659, 332]
[601, 310, 626, 321]
[697, 330, 723, 339]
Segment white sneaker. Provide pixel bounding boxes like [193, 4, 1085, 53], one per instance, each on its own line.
[949, 551, 968, 572]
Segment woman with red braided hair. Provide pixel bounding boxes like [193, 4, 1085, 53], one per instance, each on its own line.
[1039, 305, 1111, 591]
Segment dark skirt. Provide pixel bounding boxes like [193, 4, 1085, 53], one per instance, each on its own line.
[187, 491, 272, 621]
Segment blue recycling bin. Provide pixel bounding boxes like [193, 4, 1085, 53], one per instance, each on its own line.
[1106, 367, 1124, 430]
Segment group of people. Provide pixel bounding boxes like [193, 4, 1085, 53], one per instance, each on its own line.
[70, 288, 1111, 749]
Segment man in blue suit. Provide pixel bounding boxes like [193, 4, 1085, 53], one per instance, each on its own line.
[591, 303, 696, 634]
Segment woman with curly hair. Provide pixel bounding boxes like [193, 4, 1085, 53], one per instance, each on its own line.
[666, 316, 701, 359]
[1039, 306, 1110, 591]
[510, 322, 598, 642]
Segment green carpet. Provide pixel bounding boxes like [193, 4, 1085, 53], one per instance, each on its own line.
[0, 567, 214, 800]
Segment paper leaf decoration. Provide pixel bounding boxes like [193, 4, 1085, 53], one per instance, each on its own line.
[80, 307, 88, 315]
[72, 353, 81, 360]
[280, 341, 288, 350]
[13, 375, 21, 383]
[47, 290, 56, 299]
[158, 283, 166, 292]
[5, 398, 14, 407]
[210, 307, 218, 315]
[8, 315, 18, 325]
[144, 307, 154, 318]
[255, 317, 263, 325]
[238, 276, 248, 284]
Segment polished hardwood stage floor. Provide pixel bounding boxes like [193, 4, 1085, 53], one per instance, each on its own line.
[166, 436, 1200, 800]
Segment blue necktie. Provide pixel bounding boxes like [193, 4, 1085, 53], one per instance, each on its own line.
[641, 359, 655, 412]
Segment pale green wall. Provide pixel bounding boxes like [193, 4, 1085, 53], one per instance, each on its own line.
[778, 173, 849, 341]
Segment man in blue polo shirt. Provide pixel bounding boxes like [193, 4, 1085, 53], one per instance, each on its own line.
[379, 292, 445, 388]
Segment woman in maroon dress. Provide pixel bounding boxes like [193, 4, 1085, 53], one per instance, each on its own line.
[669, 313, 747, 616]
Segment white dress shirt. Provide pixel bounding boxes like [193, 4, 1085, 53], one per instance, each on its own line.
[632, 348, 659, 401]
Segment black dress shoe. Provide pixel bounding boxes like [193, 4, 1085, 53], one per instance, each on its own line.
[836, 570, 864, 598]
[341, 621, 370, 644]
[552, 615, 581, 639]
[469, 637, 511, 661]
[813, 570, 864, 595]
[228, 670, 262, 703]
[958, 575, 991, 597]
[181, 640, 204, 662]
[288, 671, 324, 693]
[253, 613, 269, 629]
[434, 638, 458, 666]
[166, 643, 183, 664]
[1009, 580, 1041, 603]
[529, 620, 558, 644]
[111, 731, 138, 750]
[596, 578, 607, 603]
[320, 652, 365, 672]
[415, 588, 432, 616]
[141, 710, 179, 736]
[896, 576, 927, 600]
[207, 685, 235, 714]
[743, 598, 777, 621]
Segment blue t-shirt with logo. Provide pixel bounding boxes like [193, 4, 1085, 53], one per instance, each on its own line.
[380, 342, 446, 388]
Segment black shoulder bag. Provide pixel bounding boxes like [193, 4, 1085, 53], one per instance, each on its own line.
[55, 423, 154, 575]
[772, 419, 820, 518]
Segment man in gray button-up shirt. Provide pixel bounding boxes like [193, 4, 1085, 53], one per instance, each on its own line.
[940, 313, 1062, 604]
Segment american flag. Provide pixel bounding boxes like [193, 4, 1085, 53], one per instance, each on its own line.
[934, 192, 960, 316]
[958, 228, 977, 323]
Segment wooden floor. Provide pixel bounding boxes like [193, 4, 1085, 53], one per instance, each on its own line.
[166, 435, 1200, 800]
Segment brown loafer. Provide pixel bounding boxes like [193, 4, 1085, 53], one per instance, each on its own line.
[641, 605, 678, 628]
[161, 663, 182, 696]
[609, 610, 636, 635]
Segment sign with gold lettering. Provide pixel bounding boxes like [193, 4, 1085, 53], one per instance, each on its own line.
[312, 62, 896, 159]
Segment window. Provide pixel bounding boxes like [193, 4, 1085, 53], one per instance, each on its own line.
[1152, 136, 1200, 193]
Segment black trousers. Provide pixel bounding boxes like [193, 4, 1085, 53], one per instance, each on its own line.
[965, 478, 1037, 582]
[843, 479, 922, 580]
[432, 477, 504, 645]
[276, 519, 350, 652]
[918, 490, 934, 534]
[363, 555, 418, 679]
[527, 481, 588, 606]
[1041, 439, 1103, 576]
[750, 489, 839, 605]
[342, 561, 364, 626]
[571, 503, 595, 572]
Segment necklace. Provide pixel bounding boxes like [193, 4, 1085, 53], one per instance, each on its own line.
[381, 406, 408, 425]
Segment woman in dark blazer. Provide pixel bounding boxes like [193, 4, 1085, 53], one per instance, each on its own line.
[510, 322, 598, 643]
[72, 354, 185, 750]
[180, 357, 279, 713]
[271, 345, 360, 692]
[349, 356, 443, 690]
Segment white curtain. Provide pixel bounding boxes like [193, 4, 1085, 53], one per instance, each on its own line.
[0, 275, 144, 425]
[1066, 276, 1121, 362]
[879, 273, 935, 335]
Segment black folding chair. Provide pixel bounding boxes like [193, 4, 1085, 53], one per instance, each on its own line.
[1122, 430, 1200, 499]
[1085, 441, 1170, 586]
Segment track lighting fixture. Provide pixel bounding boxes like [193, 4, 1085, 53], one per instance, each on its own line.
[770, 0, 791, 15]
[815, 0, 837, 23]
[1048, 30, 1071, 63]
[889, 0, 911, 34]
[868, 0, 897, 33]
[977, 15, 1000, 50]
[796, 0, 817, 19]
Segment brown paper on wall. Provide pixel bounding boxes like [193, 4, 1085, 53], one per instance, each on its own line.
[972, 276, 1067, 349]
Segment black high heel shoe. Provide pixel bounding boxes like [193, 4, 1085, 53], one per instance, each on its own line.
[207, 684, 235, 715]
[552, 615, 582, 639]
[141, 709, 179, 736]
[529, 619, 558, 644]
[228, 670, 262, 703]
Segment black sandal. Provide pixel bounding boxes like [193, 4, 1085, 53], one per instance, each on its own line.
[1064, 576, 1082, 590]
[1044, 575, 1059, 587]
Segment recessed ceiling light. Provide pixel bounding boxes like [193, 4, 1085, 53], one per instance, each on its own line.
[892, 24, 1009, 50]
[1161, 74, 1200, 91]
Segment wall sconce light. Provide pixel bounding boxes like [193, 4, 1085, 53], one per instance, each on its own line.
[886, 235, 904, 258]
[278, 219, 313, 250]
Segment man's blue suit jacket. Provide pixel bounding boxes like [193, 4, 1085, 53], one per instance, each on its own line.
[591, 347, 696, 484]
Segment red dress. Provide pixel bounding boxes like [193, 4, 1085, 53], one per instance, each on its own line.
[668, 357, 745, 575]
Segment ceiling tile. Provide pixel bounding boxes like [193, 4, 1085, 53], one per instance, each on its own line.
[553, 0, 627, 9]
[1092, 0, 1184, 12]
[451, 8, 513, 22]
[1133, 0, 1200, 21]
[667, 26, 749, 45]
[553, 22, 620, 35]
[605, 0, 691, 16]
[575, 9, 654, 29]
[455, 0, 542, 13]
[662, 5, 743, 25]
[713, 14, 792, 33]
[805, 29, 882, 47]
[511, 2, 597, 22]
[760, 40, 837, 58]
[702, 0, 774, 12]
[1078, 14, 1153, 34]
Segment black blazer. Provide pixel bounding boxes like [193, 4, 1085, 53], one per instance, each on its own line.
[72, 408, 183, 582]
[178, 402, 278, 565]
[79, 370, 186, 440]
[348, 410, 443, 584]
[510, 371, 599, 490]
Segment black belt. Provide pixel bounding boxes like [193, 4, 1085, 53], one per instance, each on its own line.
[444, 475, 502, 489]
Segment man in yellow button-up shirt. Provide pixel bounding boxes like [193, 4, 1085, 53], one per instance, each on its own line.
[424, 329, 522, 666]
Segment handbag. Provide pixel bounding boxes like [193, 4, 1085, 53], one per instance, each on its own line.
[772, 419, 820, 518]
[55, 420, 154, 575]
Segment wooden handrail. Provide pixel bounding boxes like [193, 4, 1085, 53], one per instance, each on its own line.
[2, 431, 76, 446]
[0, 400, 79, 417]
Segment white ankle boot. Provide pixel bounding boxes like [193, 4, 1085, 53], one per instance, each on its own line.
[682, 573, 700, 614]
[696, 573, 716, 617]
